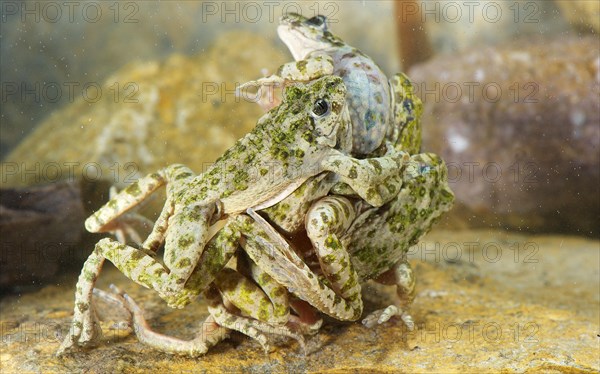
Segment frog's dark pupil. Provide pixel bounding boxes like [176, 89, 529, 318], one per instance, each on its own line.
[307, 15, 326, 27]
[313, 99, 329, 116]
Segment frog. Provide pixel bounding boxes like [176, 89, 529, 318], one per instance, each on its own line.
[66, 14, 445, 355]
[87, 74, 452, 357]
[240, 12, 421, 157]
[58, 12, 449, 356]
[57, 75, 413, 356]
[234, 17, 426, 322]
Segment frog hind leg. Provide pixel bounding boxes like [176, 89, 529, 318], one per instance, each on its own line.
[304, 196, 363, 320]
[360, 153, 454, 330]
[242, 211, 361, 321]
[58, 166, 181, 355]
[58, 165, 229, 355]
[207, 286, 305, 353]
[241, 240, 324, 336]
[56, 250, 105, 355]
[102, 286, 230, 357]
[213, 264, 305, 351]
[362, 260, 416, 330]
[107, 270, 303, 356]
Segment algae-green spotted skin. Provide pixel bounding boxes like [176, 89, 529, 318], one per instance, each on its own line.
[61, 13, 453, 358]
[343, 153, 454, 281]
[277, 13, 391, 155]
[183, 75, 348, 213]
[277, 13, 424, 160]
[59, 75, 352, 356]
[219, 12, 455, 329]
[244, 73, 453, 326]
[239, 14, 454, 331]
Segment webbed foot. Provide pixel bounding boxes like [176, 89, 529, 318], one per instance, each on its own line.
[56, 303, 103, 356]
[362, 305, 414, 331]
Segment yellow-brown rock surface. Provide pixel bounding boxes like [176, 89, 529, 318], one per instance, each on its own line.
[3, 31, 287, 190]
[556, 0, 600, 33]
[1, 229, 597, 373]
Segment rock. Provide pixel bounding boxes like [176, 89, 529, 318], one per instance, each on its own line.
[0, 182, 85, 289]
[0, 229, 597, 371]
[421, 1, 568, 55]
[408, 36, 600, 236]
[556, 0, 600, 33]
[2, 31, 287, 193]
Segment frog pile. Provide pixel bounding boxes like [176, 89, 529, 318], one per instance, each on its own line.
[57, 13, 454, 357]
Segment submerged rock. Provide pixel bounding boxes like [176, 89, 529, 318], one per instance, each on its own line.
[409, 36, 600, 236]
[0, 182, 85, 289]
[556, 0, 600, 33]
[1, 229, 597, 371]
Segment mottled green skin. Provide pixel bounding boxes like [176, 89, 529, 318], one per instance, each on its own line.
[59, 18, 452, 358]
[232, 15, 445, 327]
[103, 18, 452, 355]
[58, 76, 354, 356]
[243, 76, 454, 326]
[246, 13, 418, 157]
[58, 73, 416, 356]
[344, 154, 454, 280]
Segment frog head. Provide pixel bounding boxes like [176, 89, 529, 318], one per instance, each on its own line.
[275, 75, 349, 150]
[278, 13, 344, 60]
[209, 75, 350, 213]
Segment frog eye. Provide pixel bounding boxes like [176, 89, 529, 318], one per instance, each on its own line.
[306, 15, 327, 29]
[312, 98, 330, 117]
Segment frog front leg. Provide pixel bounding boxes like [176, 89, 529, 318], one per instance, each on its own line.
[321, 146, 410, 207]
[238, 55, 334, 111]
[57, 165, 236, 355]
[388, 72, 423, 155]
[362, 260, 416, 330]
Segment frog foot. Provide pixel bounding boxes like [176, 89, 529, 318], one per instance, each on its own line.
[111, 287, 231, 357]
[361, 305, 415, 331]
[288, 315, 323, 336]
[237, 76, 284, 111]
[56, 304, 103, 356]
[108, 186, 154, 245]
[93, 285, 134, 327]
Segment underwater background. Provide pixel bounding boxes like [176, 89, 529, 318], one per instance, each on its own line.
[1, 1, 598, 372]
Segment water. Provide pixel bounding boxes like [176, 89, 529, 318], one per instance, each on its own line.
[0, 1, 598, 371]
